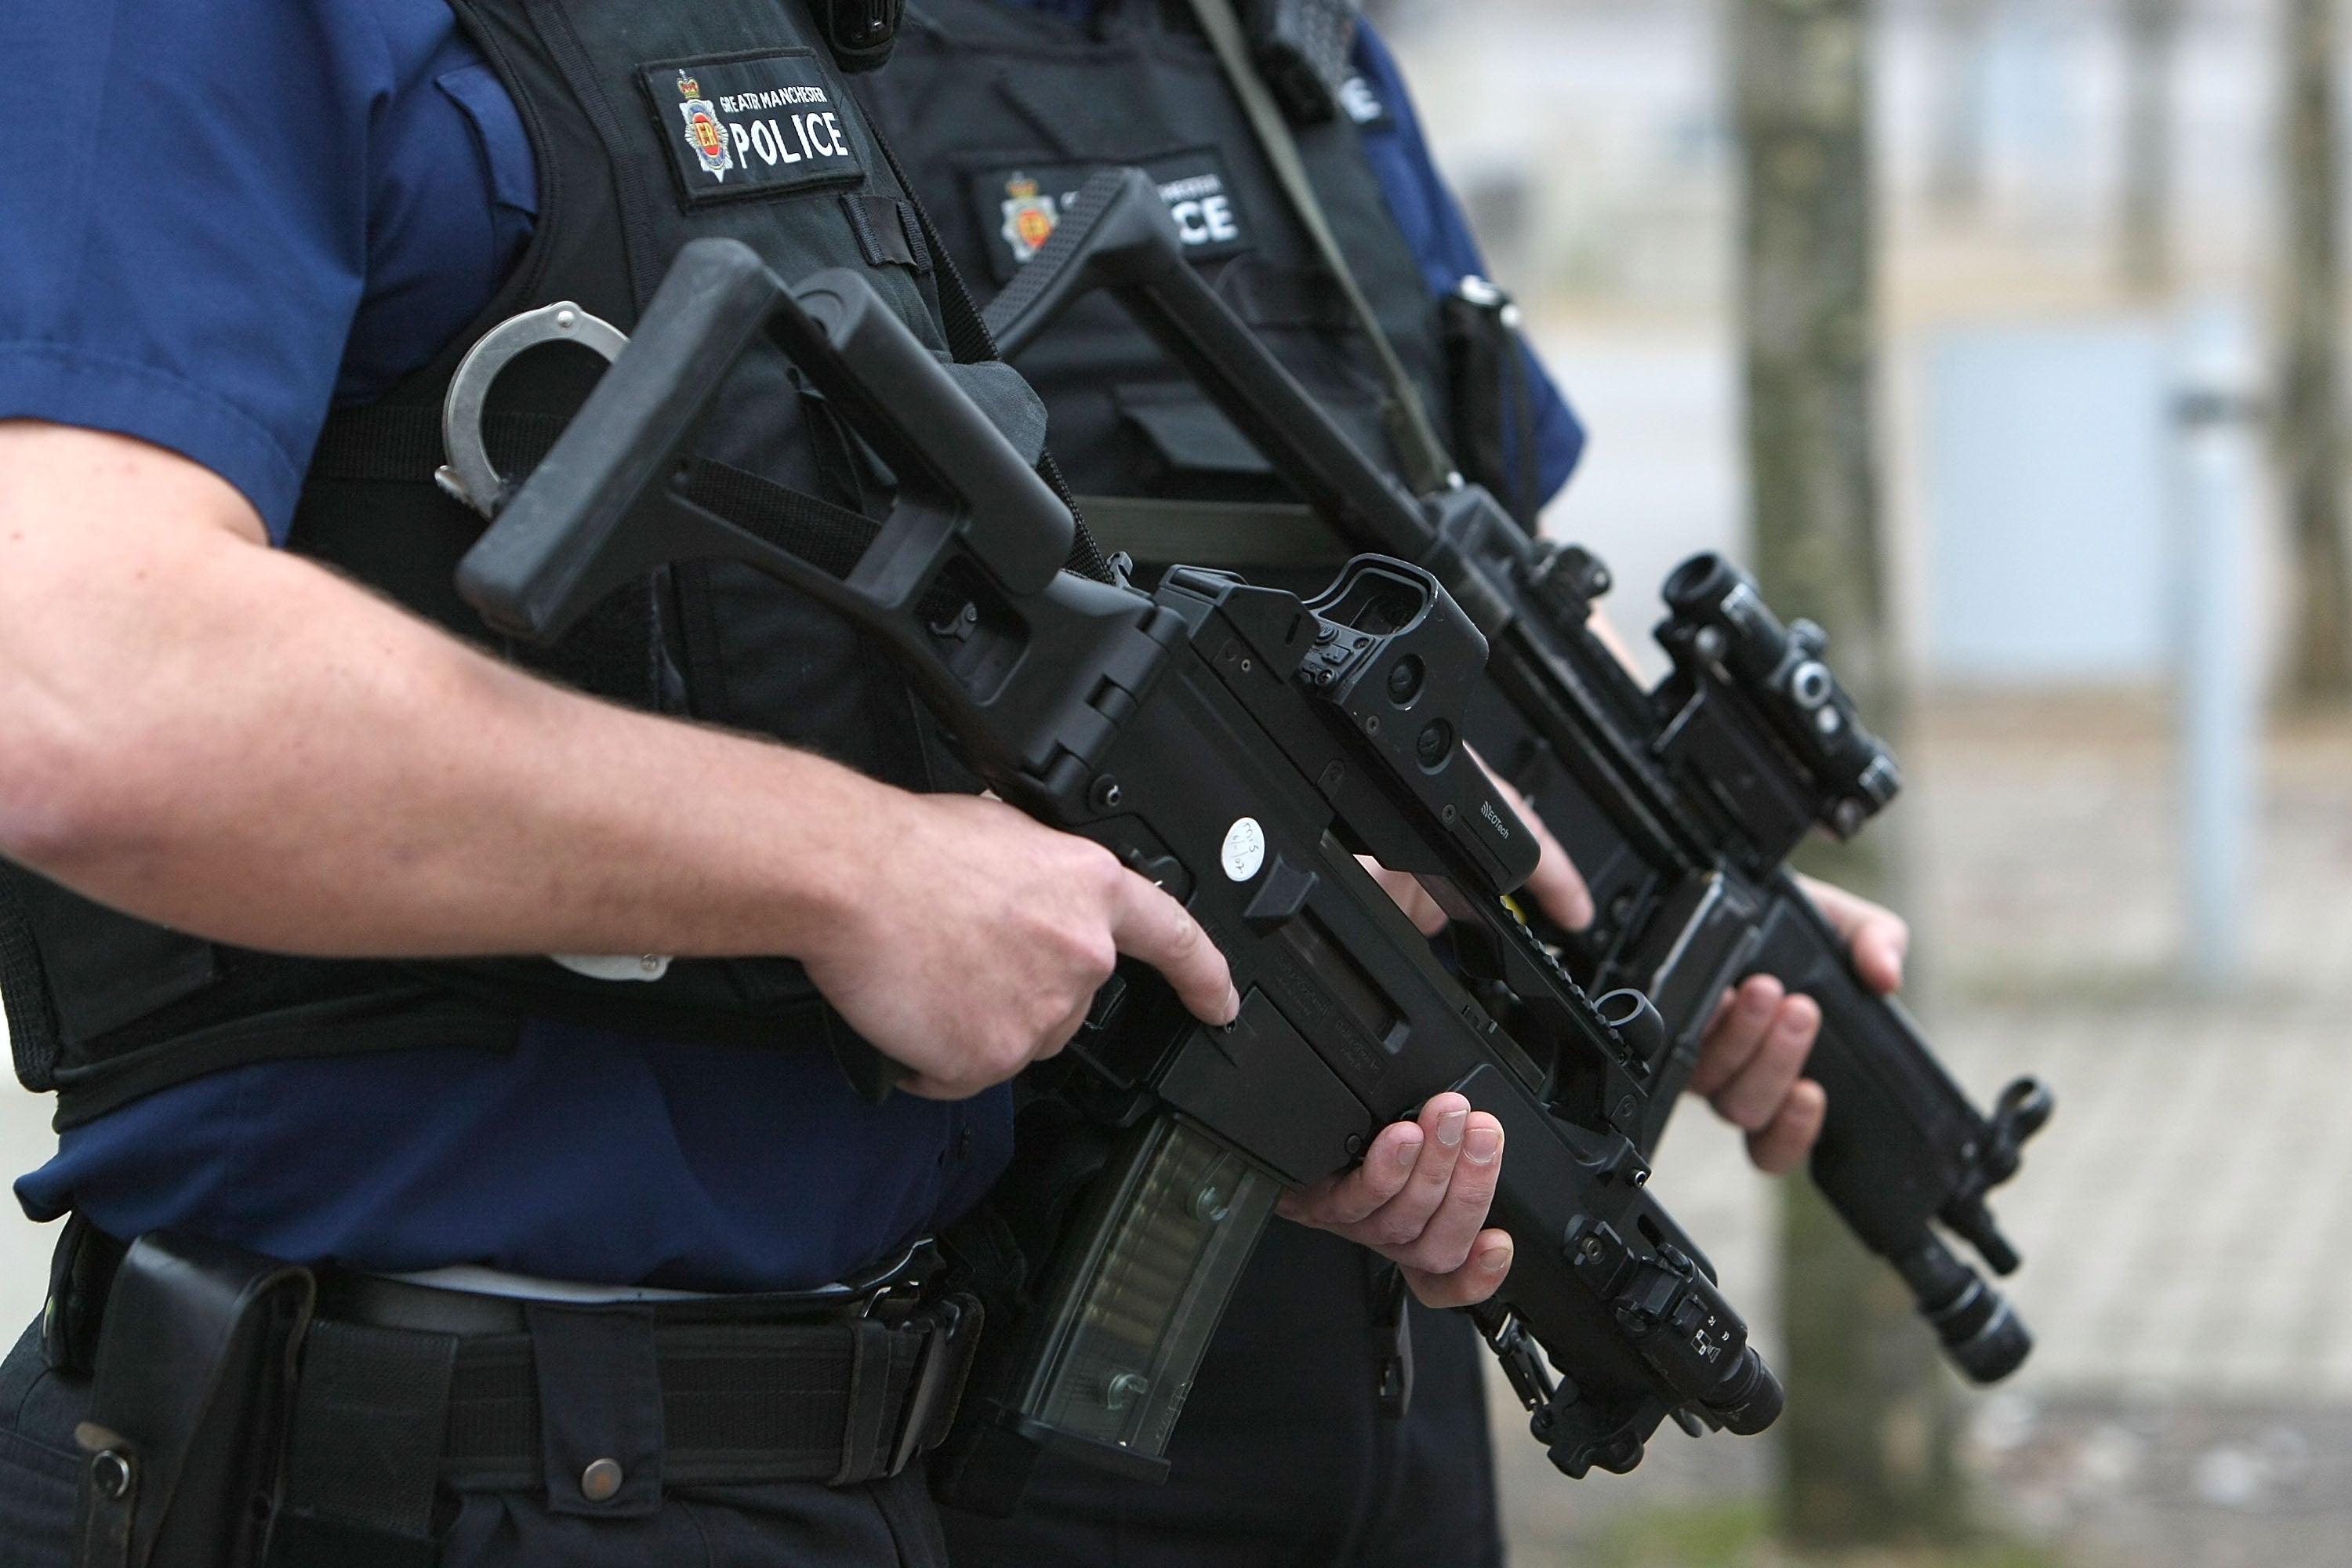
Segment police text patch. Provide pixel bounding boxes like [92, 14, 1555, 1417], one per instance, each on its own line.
[642, 52, 865, 206]
[966, 149, 1250, 284]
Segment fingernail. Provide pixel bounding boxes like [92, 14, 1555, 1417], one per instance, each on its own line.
[1392, 1133, 1423, 1168]
[1479, 1243, 1512, 1273]
[1223, 985, 1242, 1024]
[1465, 1125, 1501, 1165]
[1436, 1109, 1467, 1148]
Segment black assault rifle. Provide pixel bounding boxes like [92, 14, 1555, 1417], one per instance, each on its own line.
[982, 167, 2053, 1385]
[450, 240, 1781, 1501]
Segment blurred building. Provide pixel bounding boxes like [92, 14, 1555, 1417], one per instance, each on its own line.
[1385, 0, 2292, 691]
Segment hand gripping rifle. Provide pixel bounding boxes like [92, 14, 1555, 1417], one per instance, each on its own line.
[450, 240, 1782, 1499]
[982, 168, 2054, 1385]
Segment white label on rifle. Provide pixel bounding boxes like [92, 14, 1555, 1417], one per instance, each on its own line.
[1221, 817, 1265, 882]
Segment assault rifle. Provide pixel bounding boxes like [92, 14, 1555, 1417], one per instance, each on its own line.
[451, 241, 1781, 1500]
[983, 168, 2053, 1384]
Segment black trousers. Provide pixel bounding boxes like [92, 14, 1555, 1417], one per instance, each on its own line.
[940, 1222, 1504, 1568]
[0, 1321, 947, 1568]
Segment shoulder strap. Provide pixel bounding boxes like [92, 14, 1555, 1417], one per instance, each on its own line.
[1179, 0, 1455, 496]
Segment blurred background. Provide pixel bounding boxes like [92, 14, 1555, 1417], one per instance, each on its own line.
[1, 2, 2349, 1566]
[1370, 0, 2352, 1563]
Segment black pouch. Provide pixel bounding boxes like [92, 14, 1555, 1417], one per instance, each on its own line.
[1439, 278, 1541, 528]
[72, 1232, 317, 1568]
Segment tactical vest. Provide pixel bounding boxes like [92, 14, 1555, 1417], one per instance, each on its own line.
[0, 0, 1009, 1127]
[853, 0, 1463, 575]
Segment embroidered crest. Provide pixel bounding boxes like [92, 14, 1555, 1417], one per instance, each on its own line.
[1000, 174, 1059, 263]
[676, 73, 734, 180]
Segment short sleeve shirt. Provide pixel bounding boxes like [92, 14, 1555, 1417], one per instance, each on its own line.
[2, 0, 1010, 1289]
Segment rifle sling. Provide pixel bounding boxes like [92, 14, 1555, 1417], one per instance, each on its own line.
[1178, 0, 1456, 497]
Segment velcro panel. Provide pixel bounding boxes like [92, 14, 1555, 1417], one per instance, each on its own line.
[281, 1319, 459, 1544]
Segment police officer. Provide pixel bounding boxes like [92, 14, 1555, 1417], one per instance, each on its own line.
[0, 2, 1519, 1564]
[855, 2, 1911, 1563]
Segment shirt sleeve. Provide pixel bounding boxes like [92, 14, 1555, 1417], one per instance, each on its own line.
[1348, 20, 1588, 506]
[0, 2, 391, 537]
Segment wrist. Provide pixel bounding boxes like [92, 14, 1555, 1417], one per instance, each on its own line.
[743, 752, 918, 964]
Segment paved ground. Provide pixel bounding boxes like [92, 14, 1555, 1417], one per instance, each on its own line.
[1486, 695, 2352, 1565]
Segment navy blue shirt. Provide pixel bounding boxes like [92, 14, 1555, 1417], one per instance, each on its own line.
[2, 0, 1009, 1290]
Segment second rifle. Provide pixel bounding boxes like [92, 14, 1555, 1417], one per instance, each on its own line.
[983, 166, 2053, 1386]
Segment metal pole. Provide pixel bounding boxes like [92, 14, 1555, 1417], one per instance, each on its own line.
[2172, 299, 2262, 987]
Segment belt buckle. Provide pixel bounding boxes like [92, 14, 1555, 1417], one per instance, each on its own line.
[847, 1239, 941, 1319]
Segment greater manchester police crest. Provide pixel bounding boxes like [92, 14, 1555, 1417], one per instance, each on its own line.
[1000, 174, 1058, 263]
[676, 73, 733, 180]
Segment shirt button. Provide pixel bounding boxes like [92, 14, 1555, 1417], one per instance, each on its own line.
[580, 1457, 624, 1502]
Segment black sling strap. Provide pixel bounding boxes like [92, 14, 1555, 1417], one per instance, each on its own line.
[308, 406, 890, 583]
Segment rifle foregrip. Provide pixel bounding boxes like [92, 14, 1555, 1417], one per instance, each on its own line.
[1751, 879, 2044, 1381]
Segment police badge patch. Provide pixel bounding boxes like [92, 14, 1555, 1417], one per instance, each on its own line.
[675, 74, 734, 180]
[640, 51, 868, 208]
[1000, 174, 1058, 264]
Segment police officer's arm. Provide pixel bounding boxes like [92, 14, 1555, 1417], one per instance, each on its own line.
[0, 420, 1512, 1301]
[0, 419, 1238, 1102]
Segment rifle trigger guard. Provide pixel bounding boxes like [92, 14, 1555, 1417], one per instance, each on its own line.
[437, 301, 630, 519]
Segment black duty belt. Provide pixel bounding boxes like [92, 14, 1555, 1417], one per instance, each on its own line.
[56, 1225, 981, 1568]
[287, 1246, 980, 1512]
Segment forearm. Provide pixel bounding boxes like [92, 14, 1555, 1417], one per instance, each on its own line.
[0, 423, 875, 960]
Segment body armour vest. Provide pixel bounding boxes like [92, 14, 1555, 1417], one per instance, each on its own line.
[0, 0, 990, 1127]
[853, 0, 1456, 539]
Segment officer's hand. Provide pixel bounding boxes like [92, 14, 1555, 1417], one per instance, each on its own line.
[1687, 876, 1907, 1174]
[1798, 873, 1908, 995]
[1359, 753, 1594, 938]
[1276, 1092, 1514, 1308]
[1476, 755, 1594, 932]
[802, 792, 1238, 1101]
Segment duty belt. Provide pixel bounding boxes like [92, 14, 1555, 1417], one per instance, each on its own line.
[56, 1226, 981, 1568]
[296, 1247, 980, 1496]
